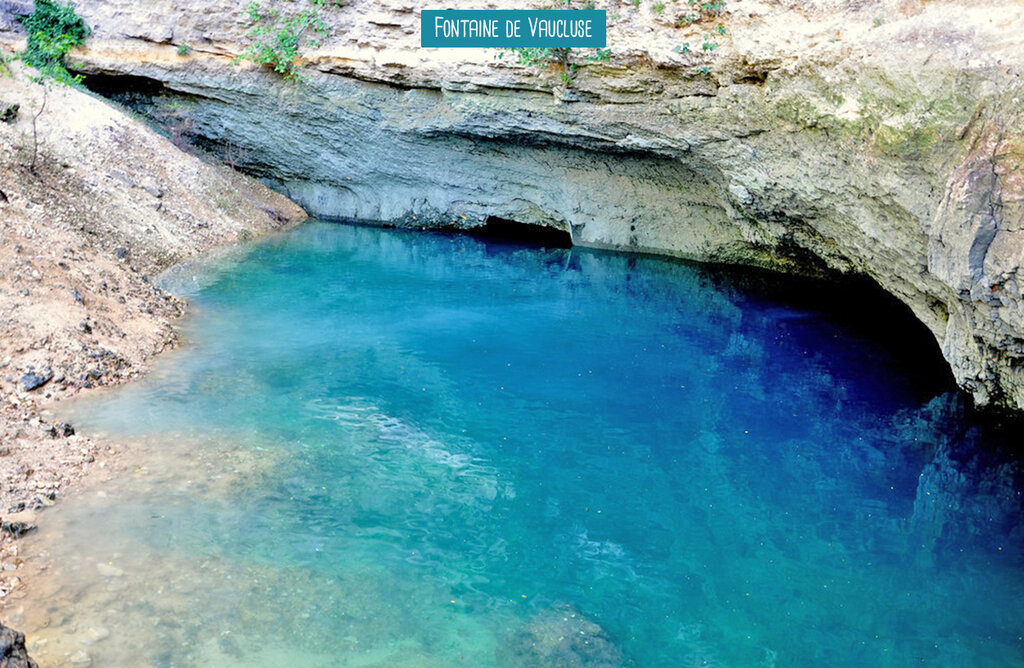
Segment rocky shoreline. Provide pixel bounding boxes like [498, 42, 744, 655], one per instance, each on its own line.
[0, 62, 306, 624]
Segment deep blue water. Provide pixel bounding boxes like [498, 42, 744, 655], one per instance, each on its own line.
[34, 222, 1024, 667]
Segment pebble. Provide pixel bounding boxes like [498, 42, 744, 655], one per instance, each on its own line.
[87, 627, 109, 642]
[69, 649, 91, 665]
[95, 562, 124, 578]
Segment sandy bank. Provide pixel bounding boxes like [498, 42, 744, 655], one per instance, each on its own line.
[0, 61, 305, 609]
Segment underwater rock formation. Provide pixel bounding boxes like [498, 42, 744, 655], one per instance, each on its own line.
[497, 604, 622, 668]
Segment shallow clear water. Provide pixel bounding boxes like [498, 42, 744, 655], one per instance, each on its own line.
[22, 221, 1024, 667]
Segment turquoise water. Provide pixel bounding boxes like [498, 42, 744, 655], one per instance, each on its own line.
[31, 222, 1024, 666]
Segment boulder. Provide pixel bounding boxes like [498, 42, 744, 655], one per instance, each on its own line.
[0, 624, 37, 668]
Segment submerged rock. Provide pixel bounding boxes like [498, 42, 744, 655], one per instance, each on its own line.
[0, 623, 38, 668]
[497, 604, 622, 668]
[95, 562, 124, 578]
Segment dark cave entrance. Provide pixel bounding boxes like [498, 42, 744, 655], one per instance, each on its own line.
[469, 217, 573, 248]
[78, 72, 166, 106]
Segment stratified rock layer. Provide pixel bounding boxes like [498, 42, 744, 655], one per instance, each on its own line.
[8, 0, 1024, 410]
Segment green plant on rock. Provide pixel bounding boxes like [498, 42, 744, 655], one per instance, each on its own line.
[676, 0, 726, 26]
[176, 43, 192, 56]
[235, 0, 342, 81]
[493, 0, 610, 89]
[672, 8, 726, 77]
[17, 0, 90, 85]
[500, 46, 611, 87]
[674, 43, 716, 76]
[504, 46, 570, 70]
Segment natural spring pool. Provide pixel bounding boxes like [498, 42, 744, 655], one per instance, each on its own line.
[17, 221, 1024, 667]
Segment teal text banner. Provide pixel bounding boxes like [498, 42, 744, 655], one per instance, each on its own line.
[421, 10, 607, 48]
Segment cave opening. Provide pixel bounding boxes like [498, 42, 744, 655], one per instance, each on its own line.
[469, 217, 572, 248]
[77, 72, 166, 107]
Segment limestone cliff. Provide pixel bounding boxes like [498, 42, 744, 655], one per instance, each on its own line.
[4, 0, 1023, 411]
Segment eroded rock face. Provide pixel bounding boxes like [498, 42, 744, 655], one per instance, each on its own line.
[0, 1, 30, 34]
[0, 624, 37, 668]
[10, 0, 1024, 411]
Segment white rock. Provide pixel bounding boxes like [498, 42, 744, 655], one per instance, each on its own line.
[95, 562, 124, 577]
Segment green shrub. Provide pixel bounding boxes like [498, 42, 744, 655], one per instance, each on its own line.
[18, 0, 90, 84]
[176, 43, 192, 56]
[235, 0, 341, 81]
